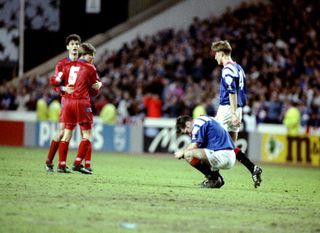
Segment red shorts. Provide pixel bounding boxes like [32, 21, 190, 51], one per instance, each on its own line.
[62, 98, 93, 130]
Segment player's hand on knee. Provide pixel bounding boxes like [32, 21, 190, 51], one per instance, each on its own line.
[174, 151, 184, 159]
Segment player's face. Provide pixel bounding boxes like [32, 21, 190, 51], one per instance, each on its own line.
[66, 40, 80, 55]
[215, 51, 223, 65]
[85, 53, 96, 63]
[181, 121, 193, 136]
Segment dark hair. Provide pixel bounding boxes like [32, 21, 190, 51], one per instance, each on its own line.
[79, 43, 96, 56]
[65, 34, 81, 45]
[176, 115, 193, 136]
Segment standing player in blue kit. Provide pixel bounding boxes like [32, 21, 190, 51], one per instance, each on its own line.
[211, 40, 262, 188]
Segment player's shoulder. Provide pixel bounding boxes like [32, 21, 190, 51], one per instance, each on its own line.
[222, 63, 239, 76]
[223, 62, 237, 71]
[194, 115, 214, 126]
[79, 61, 96, 71]
[57, 57, 68, 63]
[57, 57, 71, 65]
[86, 62, 96, 70]
[56, 58, 73, 70]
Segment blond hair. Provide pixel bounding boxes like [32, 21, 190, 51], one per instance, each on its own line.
[211, 40, 232, 55]
[79, 43, 96, 56]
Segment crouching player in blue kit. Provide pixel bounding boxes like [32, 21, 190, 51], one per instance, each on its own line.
[175, 115, 236, 188]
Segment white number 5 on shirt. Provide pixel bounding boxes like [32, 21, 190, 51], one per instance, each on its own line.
[68, 66, 80, 85]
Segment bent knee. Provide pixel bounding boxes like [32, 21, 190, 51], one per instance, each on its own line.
[184, 149, 204, 162]
[52, 129, 64, 141]
[58, 129, 65, 137]
[184, 149, 201, 162]
[184, 151, 194, 162]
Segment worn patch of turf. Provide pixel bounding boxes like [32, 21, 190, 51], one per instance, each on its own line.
[0, 146, 319, 233]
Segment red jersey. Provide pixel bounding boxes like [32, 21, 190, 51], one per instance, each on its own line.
[53, 57, 73, 95]
[58, 59, 100, 100]
[53, 59, 100, 129]
[55, 57, 73, 75]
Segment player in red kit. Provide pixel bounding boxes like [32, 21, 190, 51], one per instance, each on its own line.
[51, 43, 102, 174]
[45, 34, 81, 173]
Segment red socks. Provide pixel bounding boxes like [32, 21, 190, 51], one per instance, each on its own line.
[74, 139, 91, 167]
[56, 139, 92, 169]
[190, 157, 201, 166]
[234, 147, 241, 155]
[46, 140, 60, 164]
[58, 141, 69, 168]
[84, 142, 92, 169]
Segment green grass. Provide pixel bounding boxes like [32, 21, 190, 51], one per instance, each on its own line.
[0, 146, 319, 233]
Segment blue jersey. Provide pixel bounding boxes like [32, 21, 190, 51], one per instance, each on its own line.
[219, 62, 247, 107]
[191, 115, 235, 151]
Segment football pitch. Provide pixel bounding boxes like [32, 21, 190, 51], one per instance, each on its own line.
[0, 146, 319, 233]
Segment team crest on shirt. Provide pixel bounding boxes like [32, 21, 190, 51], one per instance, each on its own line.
[86, 107, 92, 112]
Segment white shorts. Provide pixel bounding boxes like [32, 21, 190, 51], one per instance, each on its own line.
[215, 105, 242, 132]
[204, 149, 236, 171]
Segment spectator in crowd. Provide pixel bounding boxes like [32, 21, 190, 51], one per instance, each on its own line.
[93, 94, 109, 115]
[192, 96, 207, 119]
[0, 83, 16, 110]
[48, 96, 61, 122]
[283, 99, 301, 136]
[100, 95, 117, 124]
[242, 106, 256, 132]
[143, 93, 162, 118]
[117, 90, 131, 123]
[15, 87, 30, 111]
[264, 92, 283, 124]
[36, 95, 48, 121]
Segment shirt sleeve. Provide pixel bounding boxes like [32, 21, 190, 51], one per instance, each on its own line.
[88, 68, 100, 96]
[222, 66, 237, 94]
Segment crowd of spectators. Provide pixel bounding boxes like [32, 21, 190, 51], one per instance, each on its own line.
[1, 0, 319, 130]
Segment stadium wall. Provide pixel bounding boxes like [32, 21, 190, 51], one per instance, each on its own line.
[0, 113, 319, 167]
